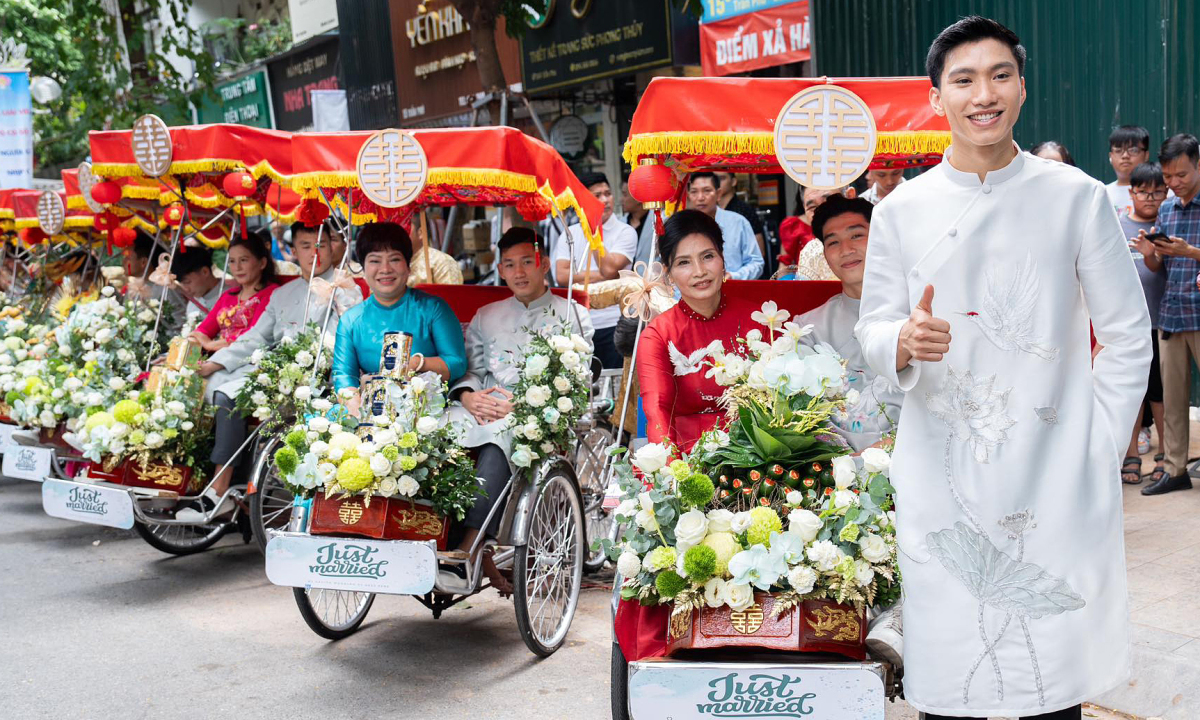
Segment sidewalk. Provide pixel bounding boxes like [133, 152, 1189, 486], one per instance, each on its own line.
[1092, 420, 1200, 720]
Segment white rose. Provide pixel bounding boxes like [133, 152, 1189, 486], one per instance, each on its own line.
[832, 455, 857, 489]
[615, 498, 638, 518]
[166, 400, 186, 415]
[861, 447, 891, 474]
[181, 421, 194, 431]
[523, 423, 542, 441]
[294, 386, 313, 402]
[571, 334, 589, 353]
[807, 540, 844, 571]
[511, 445, 535, 468]
[396, 475, 419, 496]
[673, 509, 709, 550]
[524, 385, 551, 407]
[116, 348, 132, 362]
[150, 408, 167, 422]
[416, 416, 439, 435]
[310, 440, 329, 456]
[278, 380, 294, 394]
[145, 432, 164, 449]
[548, 336, 573, 353]
[257, 373, 271, 385]
[329, 448, 344, 462]
[295, 350, 314, 367]
[108, 376, 126, 391]
[540, 441, 555, 454]
[410, 376, 427, 394]
[87, 392, 103, 406]
[311, 398, 332, 412]
[633, 443, 669, 473]
[706, 508, 734, 533]
[788, 509, 824, 542]
[833, 489, 859, 509]
[785, 490, 803, 505]
[787, 565, 817, 594]
[64, 377, 82, 392]
[377, 476, 399, 497]
[556, 396, 573, 413]
[703, 577, 728, 608]
[51, 388, 64, 399]
[616, 552, 642, 578]
[251, 391, 268, 405]
[308, 416, 330, 433]
[859, 533, 890, 564]
[95, 328, 113, 344]
[109, 422, 129, 439]
[552, 376, 571, 393]
[249, 349, 264, 365]
[854, 559, 875, 587]
[638, 492, 654, 511]
[39, 409, 56, 427]
[724, 582, 755, 612]
[254, 406, 271, 420]
[370, 453, 392, 477]
[82, 340, 94, 351]
[524, 354, 550, 378]
[358, 441, 377, 457]
[101, 286, 115, 297]
[280, 335, 294, 345]
[730, 511, 753, 535]
[559, 350, 581, 369]
[634, 507, 658, 532]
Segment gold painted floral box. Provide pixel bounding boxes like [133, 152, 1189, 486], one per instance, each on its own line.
[309, 494, 449, 550]
[85, 460, 194, 494]
[666, 593, 867, 661]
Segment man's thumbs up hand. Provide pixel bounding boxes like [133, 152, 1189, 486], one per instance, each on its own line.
[897, 284, 952, 370]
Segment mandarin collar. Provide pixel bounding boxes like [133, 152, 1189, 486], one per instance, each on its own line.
[678, 295, 727, 322]
[940, 143, 1026, 188]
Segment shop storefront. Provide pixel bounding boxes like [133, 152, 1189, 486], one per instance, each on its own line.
[266, 35, 341, 131]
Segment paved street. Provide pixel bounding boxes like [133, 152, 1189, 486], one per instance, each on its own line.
[4, 435, 1194, 720]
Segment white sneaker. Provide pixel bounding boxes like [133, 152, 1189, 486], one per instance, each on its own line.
[1138, 428, 1151, 455]
[866, 604, 903, 668]
[174, 488, 235, 523]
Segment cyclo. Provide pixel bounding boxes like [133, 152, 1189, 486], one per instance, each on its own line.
[608, 76, 951, 718]
[36, 118, 309, 556]
[261, 126, 616, 656]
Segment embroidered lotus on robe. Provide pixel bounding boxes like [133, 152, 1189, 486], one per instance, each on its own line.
[926, 367, 1016, 463]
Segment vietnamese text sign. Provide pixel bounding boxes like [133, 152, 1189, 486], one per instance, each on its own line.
[0, 71, 33, 189]
[265, 532, 437, 595]
[268, 38, 340, 131]
[520, 0, 674, 94]
[701, 0, 799, 22]
[700, 1, 810, 77]
[42, 478, 135, 529]
[196, 70, 273, 128]
[627, 660, 885, 720]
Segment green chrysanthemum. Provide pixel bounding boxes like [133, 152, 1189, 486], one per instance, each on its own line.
[701, 531, 741, 576]
[285, 429, 307, 452]
[678, 473, 715, 508]
[654, 569, 688, 599]
[336, 457, 375, 491]
[113, 399, 142, 424]
[644, 545, 677, 573]
[668, 459, 692, 481]
[838, 522, 860, 543]
[683, 544, 717, 583]
[274, 445, 299, 476]
[398, 431, 418, 449]
[745, 506, 783, 547]
[84, 411, 114, 431]
[380, 445, 399, 461]
[398, 455, 417, 471]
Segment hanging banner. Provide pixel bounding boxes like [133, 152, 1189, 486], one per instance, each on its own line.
[700, 0, 811, 77]
[0, 71, 33, 189]
[701, 0, 799, 22]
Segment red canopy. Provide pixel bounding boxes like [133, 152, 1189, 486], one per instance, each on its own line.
[61, 169, 97, 230]
[624, 76, 951, 173]
[288, 126, 605, 250]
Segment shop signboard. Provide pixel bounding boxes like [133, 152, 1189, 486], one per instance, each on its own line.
[699, 0, 811, 76]
[267, 37, 341, 132]
[195, 69, 273, 128]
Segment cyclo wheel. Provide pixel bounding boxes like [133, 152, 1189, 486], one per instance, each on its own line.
[133, 517, 226, 556]
[293, 587, 375, 640]
[611, 641, 630, 720]
[575, 425, 616, 573]
[513, 462, 585, 657]
[249, 437, 294, 554]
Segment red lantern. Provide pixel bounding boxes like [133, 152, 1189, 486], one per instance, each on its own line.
[111, 227, 137, 248]
[20, 227, 47, 247]
[296, 195, 330, 227]
[517, 194, 552, 222]
[163, 204, 185, 227]
[91, 180, 122, 206]
[627, 159, 674, 210]
[222, 171, 256, 199]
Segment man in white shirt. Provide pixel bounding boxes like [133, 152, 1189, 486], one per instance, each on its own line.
[170, 247, 223, 327]
[686, 172, 764, 280]
[1106, 125, 1150, 216]
[552, 171, 636, 368]
[796, 194, 902, 452]
[860, 167, 905, 204]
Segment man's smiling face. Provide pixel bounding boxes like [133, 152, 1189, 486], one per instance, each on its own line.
[931, 38, 1026, 151]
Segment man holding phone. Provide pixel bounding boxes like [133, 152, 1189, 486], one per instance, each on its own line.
[1140, 134, 1200, 495]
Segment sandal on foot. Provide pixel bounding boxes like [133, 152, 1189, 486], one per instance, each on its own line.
[482, 546, 513, 598]
[1122, 456, 1143, 485]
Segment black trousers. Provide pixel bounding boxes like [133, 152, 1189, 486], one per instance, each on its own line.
[463, 443, 509, 536]
[922, 704, 1081, 720]
[210, 391, 246, 467]
[592, 325, 623, 369]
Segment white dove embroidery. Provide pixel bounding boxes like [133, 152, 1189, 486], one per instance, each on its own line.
[959, 253, 1059, 361]
[668, 340, 721, 376]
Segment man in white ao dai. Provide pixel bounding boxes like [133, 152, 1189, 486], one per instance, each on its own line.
[855, 17, 1151, 720]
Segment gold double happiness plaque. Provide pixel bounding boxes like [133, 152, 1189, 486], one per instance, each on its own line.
[774, 85, 877, 190]
[356, 129, 428, 209]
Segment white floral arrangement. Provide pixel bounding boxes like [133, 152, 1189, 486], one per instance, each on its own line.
[235, 323, 335, 432]
[274, 372, 479, 520]
[602, 301, 901, 618]
[503, 325, 593, 471]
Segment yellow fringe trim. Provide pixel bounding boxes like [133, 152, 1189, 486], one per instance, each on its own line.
[623, 130, 951, 164]
[290, 167, 538, 194]
[14, 219, 38, 229]
[63, 216, 95, 229]
[66, 196, 90, 210]
[91, 159, 289, 184]
[537, 182, 605, 255]
[0, 208, 13, 219]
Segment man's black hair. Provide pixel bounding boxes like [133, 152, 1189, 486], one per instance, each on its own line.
[812, 195, 874, 243]
[497, 227, 545, 259]
[687, 171, 719, 190]
[1130, 162, 1165, 189]
[1160, 134, 1200, 166]
[170, 245, 214, 279]
[926, 16, 1026, 89]
[289, 219, 339, 243]
[1109, 125, 1150, 152]
[659, 209, 724, 267]
[577, 171, 609, 190]
[354, 222, 413, 265]
[133, 230, 165, 263]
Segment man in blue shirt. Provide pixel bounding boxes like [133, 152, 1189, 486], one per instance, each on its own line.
[1141, 133, 1200, 495]
[686, 172, 764, 280]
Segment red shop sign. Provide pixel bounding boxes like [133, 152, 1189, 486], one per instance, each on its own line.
[700, 0, 812, 77]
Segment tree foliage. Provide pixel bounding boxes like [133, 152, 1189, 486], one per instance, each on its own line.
[0, 0, 217, 170]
